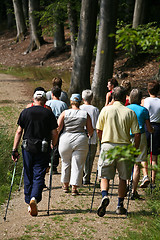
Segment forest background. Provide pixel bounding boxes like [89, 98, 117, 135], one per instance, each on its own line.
[0, 0, 160, 239]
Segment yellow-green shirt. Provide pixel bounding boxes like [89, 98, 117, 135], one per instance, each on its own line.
[96, 101, 140, 144]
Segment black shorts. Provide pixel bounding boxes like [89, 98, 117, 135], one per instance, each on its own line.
[145, 122, 160, 156]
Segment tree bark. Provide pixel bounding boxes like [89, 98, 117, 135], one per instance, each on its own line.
[68, 0, 98, 96]
[22, 0, 29, 20]
[91, 0, 118, 109]
[132, 0, 150, 28]
[26, 0, 44, 53]
[53, 22, 65, 49]
[12, 0, 27, 41]
[67, 0, 78, 59]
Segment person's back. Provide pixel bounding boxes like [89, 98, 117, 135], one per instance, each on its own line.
[144, 97, 160, 123]
[46, 99, 68, 119]
[98, 102, 139, 144]
[20, 103, 56, 141]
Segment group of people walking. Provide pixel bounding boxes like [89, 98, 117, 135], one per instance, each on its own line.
[11, 77, 160, 218]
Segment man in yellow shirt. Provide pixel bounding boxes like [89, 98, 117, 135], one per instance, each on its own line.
[96, 86, 140, 217]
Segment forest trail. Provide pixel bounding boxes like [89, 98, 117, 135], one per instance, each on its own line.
[0, 73, 146, 240]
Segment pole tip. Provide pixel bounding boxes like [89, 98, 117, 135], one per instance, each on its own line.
[4, 216, 6, 221]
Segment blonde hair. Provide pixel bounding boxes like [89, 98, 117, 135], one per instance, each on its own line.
[121, 80, 131, 95]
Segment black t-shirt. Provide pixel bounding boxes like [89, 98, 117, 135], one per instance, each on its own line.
[17, 106, 58, 141]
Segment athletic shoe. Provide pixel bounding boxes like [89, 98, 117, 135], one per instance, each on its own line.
[97, 196, 110, 217]
[131, 191, 141, 200]
[83, 181, 91, 185]
[140, 176, 150, 188]
[29, 197, 38, 216]
[116, 206, 127, 215]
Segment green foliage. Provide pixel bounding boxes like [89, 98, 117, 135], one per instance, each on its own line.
[101, 144, 140, 167]
[116, 22, 160, 58]
[0, 126, 23, 204]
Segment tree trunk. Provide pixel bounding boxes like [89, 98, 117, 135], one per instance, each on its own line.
[22, 0, 29, 20]
[53, 22, 66, 49]
[132, 0, 150, 28]
[68, 0, 98, 96]
[67, 0, 78, 59]
[12, 0, 27, 41]
[91, 0, 118, 109]
[26, 0, 44, 53]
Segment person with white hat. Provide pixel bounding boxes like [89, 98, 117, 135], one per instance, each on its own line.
[58, 93, 93, 195]
[12, 90, 58, 216]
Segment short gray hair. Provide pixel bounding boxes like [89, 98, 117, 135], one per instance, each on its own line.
[113, 86, 126, 101]
[82, 89, 93, 103]
[129, 89, 142, 105]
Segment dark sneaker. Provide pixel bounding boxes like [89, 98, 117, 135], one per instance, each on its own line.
[116, 206, 127, 215]
[83, 181, 91, 185]
[131, 191, 141, 200]
[97, 196, 110, 217]
[52, 167, 58, 175]
[140, 176, 150, 188]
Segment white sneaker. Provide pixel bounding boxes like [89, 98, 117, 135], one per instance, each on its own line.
[29, 197, 38, 216]
[140, 176, 150, 188]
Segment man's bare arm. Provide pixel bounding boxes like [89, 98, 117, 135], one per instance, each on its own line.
[97, 129, 103, 141]
[134, 133, 141, 149]
[51, 129, 59, 146]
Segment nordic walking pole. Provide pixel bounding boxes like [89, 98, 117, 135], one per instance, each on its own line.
[18, 167, 24, 191]
[4, 162, 17, 221]
[47, 153, 53, 215]
[110, 178, 114, 198]
[126, 166, 134, 217]
[150, 133, 153, 194]
[90, 166, 98, 212]
[88, 136, 91, 191]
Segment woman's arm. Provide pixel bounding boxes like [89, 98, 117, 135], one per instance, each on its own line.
[57, 111, 65, 134]
[105, 92, 111, 106]
[145, 119, 154, 133]
[86, 114, 93, 137]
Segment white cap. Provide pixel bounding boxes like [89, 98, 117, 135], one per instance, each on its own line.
[34, 91, 46, 99]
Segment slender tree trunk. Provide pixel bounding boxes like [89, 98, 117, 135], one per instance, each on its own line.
[132, 0, 150, 28]
[69, 0, 98, 96]
[53, 22, 65, 49]
[22, 0, 29, 20]
[12, 0, 27, 41]
[91, 0, 118, 109]
[67, 0, 78, 59]
[26, 0, 44, 53]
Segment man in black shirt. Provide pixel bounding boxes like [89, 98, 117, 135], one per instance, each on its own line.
[12, 90, 58, 216]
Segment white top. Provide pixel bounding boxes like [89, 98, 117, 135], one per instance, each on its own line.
[143, 97, 160, 123]
[80, 104, 99, 144]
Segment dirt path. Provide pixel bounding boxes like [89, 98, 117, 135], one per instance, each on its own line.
[0, 74, 145, 240]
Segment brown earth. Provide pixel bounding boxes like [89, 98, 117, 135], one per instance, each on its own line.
[0, 30, 158, 239]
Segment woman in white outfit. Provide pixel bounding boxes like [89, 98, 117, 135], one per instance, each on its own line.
[58, 94, 93, 195]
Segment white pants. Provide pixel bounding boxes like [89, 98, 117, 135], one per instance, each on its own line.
[59, 132, 88, 186]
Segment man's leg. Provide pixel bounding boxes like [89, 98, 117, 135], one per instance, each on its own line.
[83, 144, 97, 184]
[131, 164, 141, 199]
[152, 155, 158, 184]
[97, 178, 110, 217]
[116, 178, 127, 214]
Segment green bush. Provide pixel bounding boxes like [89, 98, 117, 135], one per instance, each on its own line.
[0, 129, 22, 204]
[115, 22, 160, 58]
